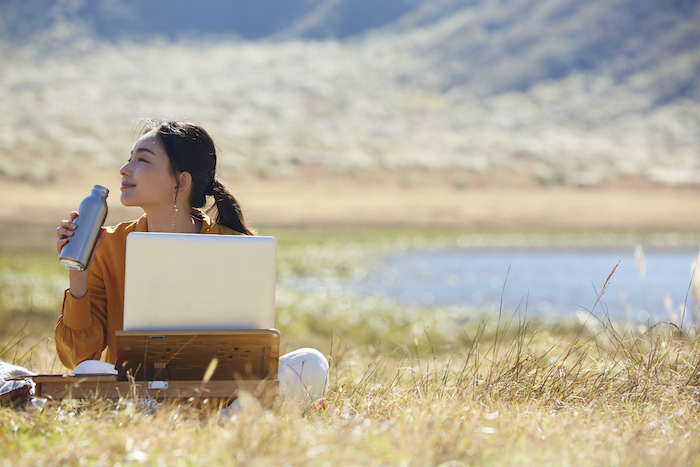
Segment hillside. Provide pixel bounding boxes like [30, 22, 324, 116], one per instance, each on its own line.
[0, 0, 698, 187]
[3, 0, 698, 101]
[383, 0, 700, 98]
[0, 0, 424, 43]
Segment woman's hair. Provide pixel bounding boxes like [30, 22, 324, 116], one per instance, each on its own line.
[140, 120, 254, 235]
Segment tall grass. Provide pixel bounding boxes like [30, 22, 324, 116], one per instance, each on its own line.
[3, 297, 700, 465]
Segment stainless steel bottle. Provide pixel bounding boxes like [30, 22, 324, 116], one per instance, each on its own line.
[59, 185, 109, 271]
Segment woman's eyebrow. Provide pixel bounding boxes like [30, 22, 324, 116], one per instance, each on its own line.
[131, 147, 156, 155]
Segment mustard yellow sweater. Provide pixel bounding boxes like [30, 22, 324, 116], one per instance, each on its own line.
[55, 212, 241, 369]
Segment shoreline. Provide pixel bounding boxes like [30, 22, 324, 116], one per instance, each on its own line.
[4, 167, 700, 252]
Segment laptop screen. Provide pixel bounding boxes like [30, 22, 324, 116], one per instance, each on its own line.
[122, 232, 276, 331]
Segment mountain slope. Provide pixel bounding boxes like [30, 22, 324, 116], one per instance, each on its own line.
[0, 0, 698, 186]
[0, 0, 423, 42]
[2, 0, 698, 108]
[378, 0, 700, 102]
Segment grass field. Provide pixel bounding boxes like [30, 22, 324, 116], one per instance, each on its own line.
[2, 231, 700, 466]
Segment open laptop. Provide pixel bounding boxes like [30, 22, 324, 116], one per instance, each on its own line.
[122, 232, 277, 331]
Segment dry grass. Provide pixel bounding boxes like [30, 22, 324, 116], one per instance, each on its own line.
[3, 299, 700, 465]
[3, 229, 700, 465]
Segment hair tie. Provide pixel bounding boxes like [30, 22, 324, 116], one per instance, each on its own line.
[206, 179, 222, 196]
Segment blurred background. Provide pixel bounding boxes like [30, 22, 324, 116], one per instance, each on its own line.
[1, 0, 698, 190]
[1, 0, 700, 352]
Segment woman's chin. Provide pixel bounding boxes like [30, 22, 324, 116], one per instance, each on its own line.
[119, 195, 138, 207]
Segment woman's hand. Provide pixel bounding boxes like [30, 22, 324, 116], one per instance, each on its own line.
[56, 211, 80, 254]
[56, 211, 106, 299]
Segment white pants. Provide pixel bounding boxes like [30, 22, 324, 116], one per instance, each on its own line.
[223, 348, 328, 415]
[277, 348, 329, 403]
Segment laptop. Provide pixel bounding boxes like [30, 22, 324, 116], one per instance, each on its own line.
[122, 232, 277, 331]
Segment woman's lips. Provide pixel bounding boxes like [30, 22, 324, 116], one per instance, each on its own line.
[120, 183, 135, 190]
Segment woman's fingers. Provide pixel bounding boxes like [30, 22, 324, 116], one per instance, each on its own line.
[56, 212, 80, 254]
[57, 212, 80, 236]
[56, 227, 72, 253]
[56, 222, 75, 239]
[56, 213, 106, 256]
[56, 238, 68, 254]
[58, 220, 75, 232]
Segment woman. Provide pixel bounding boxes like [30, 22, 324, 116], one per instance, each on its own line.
[55, 120, 328, 403]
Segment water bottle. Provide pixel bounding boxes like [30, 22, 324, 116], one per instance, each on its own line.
[59, 185, 109, 271]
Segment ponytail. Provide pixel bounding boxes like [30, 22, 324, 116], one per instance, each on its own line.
[143, 120, 255, 236]
[206, 179, 255, 235]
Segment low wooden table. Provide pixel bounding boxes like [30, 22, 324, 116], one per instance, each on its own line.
[28, 375, 278, 402]
[10, 329, 281, 407]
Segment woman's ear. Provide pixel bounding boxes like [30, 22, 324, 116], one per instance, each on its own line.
[175, 171, 192, 194]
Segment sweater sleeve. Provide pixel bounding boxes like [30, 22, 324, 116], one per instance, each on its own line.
[54, 257, 109, 369]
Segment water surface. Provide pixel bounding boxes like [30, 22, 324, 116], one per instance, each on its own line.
[297, 246, 700, 323]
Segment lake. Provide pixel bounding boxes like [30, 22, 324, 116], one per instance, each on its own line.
[295, 246, 700, 324]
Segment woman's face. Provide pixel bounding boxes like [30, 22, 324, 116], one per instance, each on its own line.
[119, 131, 177, 210]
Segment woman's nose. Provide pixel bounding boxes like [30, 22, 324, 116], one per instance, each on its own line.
[120, 162, 130, 176]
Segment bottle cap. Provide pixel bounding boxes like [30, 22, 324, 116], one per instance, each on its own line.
[92, 185, 109, 196]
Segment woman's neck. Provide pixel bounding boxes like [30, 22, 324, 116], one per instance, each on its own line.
[143, 206, 201, 233]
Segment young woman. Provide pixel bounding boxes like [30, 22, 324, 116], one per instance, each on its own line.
[55, 120, 328, 403]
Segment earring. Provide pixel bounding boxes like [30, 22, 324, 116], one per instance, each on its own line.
[172, 196, 179, 231]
